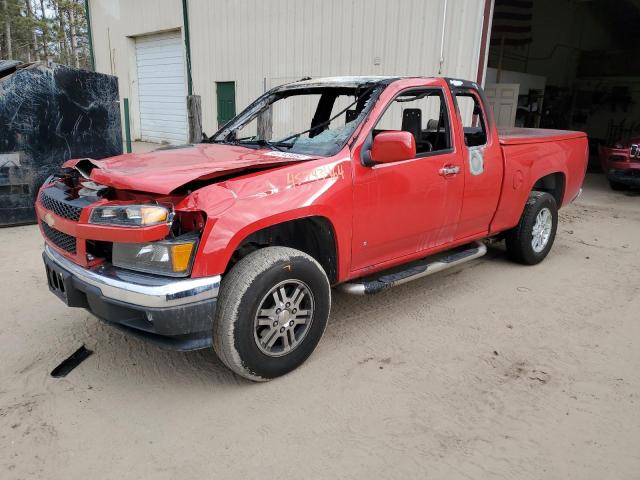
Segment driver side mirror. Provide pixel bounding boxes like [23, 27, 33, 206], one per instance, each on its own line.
[370, 131, 416, 164]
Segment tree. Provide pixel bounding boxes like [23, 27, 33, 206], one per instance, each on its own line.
[64, 0, 81, 68]
[0, 0, 91, 69]
[25, 0, 40, 61]
[37, 0, 49, 59]
[52, 0, 68, 63]
[2, 0, 14, 59]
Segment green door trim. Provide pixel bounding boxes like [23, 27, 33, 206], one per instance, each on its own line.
[216, 81, 236, 127]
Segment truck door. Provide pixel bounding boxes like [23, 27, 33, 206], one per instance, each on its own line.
[350, 85, 464, 272]
[450, 86, 504, 239]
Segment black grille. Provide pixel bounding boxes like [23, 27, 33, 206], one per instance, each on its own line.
[41, 222, 77, 254]
[39, 189, 83, 221]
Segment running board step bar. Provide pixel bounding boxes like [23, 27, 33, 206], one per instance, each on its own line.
[339, 241, 487, 295]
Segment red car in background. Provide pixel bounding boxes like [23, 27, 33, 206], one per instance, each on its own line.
[599, 136, 640, 190]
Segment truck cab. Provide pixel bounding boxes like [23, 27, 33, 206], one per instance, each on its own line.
[37, 76, 588, 380]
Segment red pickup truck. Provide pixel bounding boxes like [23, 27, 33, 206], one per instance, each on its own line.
[598, 135, 640, 190]
[38, 77, 587, 380]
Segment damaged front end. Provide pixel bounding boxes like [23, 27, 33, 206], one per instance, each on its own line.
[38, 167, 220, 351]
[38, 166, 207, 266]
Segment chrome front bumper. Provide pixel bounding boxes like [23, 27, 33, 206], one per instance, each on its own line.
[44, 244, 220, 309]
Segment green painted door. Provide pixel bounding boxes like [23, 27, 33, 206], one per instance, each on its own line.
[216, 81, 236, 127]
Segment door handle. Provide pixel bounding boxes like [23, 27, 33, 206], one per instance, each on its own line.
[439, 165, 460, 177]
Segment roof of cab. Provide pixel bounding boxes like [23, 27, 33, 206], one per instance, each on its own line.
[277, 76, 484, 92]
[277, 76, 405, 90]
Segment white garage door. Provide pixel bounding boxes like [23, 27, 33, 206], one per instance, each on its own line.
[135, 31, 188, 144]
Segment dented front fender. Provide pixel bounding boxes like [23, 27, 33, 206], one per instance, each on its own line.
[187, 155, 354, 280]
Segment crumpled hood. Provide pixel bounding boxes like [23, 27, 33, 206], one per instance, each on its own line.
[64, 143, 315, 195]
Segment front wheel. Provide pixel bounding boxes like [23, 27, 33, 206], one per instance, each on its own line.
[505, 191, 558, 265]
[213, 247, 331, 381]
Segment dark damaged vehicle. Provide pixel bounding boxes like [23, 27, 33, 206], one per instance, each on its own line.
[38, 76, 587, 380]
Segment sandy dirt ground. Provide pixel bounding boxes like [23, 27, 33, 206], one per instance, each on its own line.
[1, 173, 639, 479]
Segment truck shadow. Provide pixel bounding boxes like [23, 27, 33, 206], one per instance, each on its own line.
[76, 243, 514, 388]
[65, 317, 246, 388]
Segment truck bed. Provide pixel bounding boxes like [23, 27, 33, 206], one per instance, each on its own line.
[498, 128, 586, 146]
[490, 127, 588, 235]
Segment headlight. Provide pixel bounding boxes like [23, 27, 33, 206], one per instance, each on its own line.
[112, 234, 197, 277]
[90, 204, 172, 227]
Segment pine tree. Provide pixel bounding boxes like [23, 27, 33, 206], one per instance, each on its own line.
[2, 0, 14, 59]
[1, 0, 90, 69]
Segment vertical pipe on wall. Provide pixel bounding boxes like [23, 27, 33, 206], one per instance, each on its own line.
[181, 0, 194, 96]
[123, 98, 132, 153]
[107, 28, 114, 75]
[497, 36, 505, 83]
[438, 0, 448, 74]
[83, 0, 95, 71]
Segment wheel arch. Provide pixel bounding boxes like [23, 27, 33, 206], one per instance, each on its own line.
[225, 215, 339, 284]
[490, 169, 567, 234]
[532, 171, 566, 206]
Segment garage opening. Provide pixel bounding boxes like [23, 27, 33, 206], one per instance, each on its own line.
[135, 31, 188, 144]
[486, 0, 640, 186]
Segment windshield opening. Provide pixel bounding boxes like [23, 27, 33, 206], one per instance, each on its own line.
[209, 84, 385, 156]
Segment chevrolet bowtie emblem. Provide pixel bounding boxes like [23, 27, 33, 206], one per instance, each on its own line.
[44, 212, 55, 228]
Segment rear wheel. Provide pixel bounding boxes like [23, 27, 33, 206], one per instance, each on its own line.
[213, 247, 330, 381]
[505, 191, 558, 265]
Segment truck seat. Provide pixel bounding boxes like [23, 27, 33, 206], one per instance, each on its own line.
[426, 118, 439, 131]
[401, 109, 422, 143]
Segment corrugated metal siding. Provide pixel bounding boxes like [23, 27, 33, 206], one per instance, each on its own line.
[87, 0, 184, 143]
[90, 0, 486, 141]
[189, 0, 485, 135]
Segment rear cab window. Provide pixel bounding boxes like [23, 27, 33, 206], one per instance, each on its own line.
[453, 90, 488, 148]
[451, 85, 492, 177]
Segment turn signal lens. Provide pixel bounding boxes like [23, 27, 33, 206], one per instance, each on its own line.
[112, 234, 198, 277]
[170, 243, 195, 273]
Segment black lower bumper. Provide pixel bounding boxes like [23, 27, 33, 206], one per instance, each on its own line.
[43, 249, 218, 351]
[84, 290, 216, 351]
[608, 169, 640, 187]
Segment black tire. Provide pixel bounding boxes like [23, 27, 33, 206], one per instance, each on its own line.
[505, 191, 558, 265]
[609, 180, 627, 191]
[213, 246, 331, 381]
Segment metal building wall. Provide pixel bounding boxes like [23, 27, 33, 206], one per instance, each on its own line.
[189, 0, 486, 136]
[89, 0, 486, 142]
[87, 0, 184, 142]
